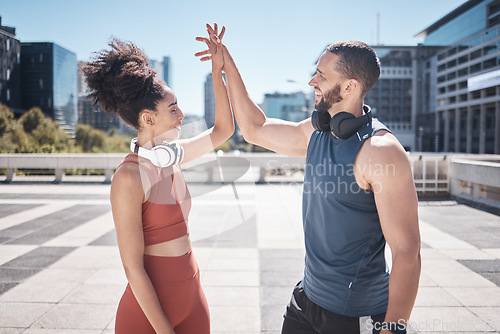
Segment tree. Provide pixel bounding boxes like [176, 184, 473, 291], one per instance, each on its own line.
[0, 103, 14, 137]
[15, 107, 72, 153]
[75, 124, 106, 152]
[19, 107, 45, 133]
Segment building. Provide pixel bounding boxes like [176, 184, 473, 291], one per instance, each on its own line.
[261, 92, 309, 122]
[203, 72, 240, 142]
[149, 56, 171, 88]
[416, 0, 500, 153]
[365, 47, 415, 150]
[20, 42, 78, 136]
[204, 72, 229, 128]
[0, 17, 21, 111]
[163, 56, 171, 87]
[365, 45, 441, 151]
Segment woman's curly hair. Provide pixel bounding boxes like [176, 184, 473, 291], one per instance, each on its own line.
[82, 38, 165, 129]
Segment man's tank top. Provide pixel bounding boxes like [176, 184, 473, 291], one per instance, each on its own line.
[302, 117, 390, 317]
[117, 153, 191, 246]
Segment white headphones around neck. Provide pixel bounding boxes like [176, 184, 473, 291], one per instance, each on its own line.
[130, 137, 184, 168]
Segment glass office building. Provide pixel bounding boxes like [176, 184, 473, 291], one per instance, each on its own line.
[20, 42, 77, 136]
[0, 17, 21, 111]
[416, 0, 500, 153]
[365, 47, 415, 150]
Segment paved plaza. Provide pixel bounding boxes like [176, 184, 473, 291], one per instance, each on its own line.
[0, 176, 499, 333]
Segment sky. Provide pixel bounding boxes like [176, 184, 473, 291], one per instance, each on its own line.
[1, 0, 467, 117]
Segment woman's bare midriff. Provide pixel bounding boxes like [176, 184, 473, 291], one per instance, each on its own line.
[144, 234, 192, 257]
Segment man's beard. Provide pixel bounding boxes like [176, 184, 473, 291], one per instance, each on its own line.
[315, 84, 343, 112]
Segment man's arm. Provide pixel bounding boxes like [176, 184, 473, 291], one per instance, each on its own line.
[221, 44, 314, 157]
[358, 131, 421, 332]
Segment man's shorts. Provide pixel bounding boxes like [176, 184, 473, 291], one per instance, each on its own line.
[281, 281, 386, 334]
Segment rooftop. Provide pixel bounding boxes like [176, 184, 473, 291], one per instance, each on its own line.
[0, 178, 499, 333]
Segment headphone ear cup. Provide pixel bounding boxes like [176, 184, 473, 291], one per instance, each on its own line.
[330, 112, 357, 139]
[311, 110, 332, 132]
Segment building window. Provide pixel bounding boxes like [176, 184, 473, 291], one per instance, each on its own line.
[6, 69, 10, 81]
[459, 81, 468, 89]
[485, 87, 496, 96]
[484, 58, 496, 69]
[447, 72, 456, 80]
[39, 78, 44, 90]
[470, 63, 482, 73]
[470, 36, 482, 48]
[39, 53, 43, 63]
[438, 64, 446, 72]
[447, 59, 457, 68]
[471, 91, 481, 99]
[458, 68, 468, 77]
[6, 89, 10, 101]
[17, 52, 20, 64]
[6, 39, 10, 51]
[458, 55, 468, 64]
[484, 44, 497, 55]
[438, 75, 446, 83]
[471, 49, 482, 60]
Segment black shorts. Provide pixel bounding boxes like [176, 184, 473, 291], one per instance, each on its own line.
[281, 281, 386, 334]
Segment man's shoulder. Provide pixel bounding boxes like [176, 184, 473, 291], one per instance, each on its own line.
[357, 130, 408, 168]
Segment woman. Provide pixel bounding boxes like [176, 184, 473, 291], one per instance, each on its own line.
[83, 25, 230, 334]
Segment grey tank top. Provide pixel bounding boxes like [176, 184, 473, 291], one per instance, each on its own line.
[302, 117, 390, 317]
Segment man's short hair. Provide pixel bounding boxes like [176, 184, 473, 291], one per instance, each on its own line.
[326, 41, 380, 97]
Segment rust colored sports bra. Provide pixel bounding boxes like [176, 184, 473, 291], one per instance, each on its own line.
[117, 153, 191, 246]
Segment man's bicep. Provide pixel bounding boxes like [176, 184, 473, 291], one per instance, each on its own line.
[252, 118, 313, 157]
[369, 145, 420, 251]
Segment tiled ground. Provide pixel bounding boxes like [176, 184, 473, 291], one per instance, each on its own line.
[0, 178, 499, 333]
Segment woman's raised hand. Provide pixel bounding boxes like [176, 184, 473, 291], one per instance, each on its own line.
[195, 23, 226, 71]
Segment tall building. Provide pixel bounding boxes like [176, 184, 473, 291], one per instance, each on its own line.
[149, 56, 171, 87]
[365, 47, 415, 150]
[20, 42, 78, 136]
[365, 46, 441, 150]
[203, 72, 239, 141]
[416, 0, 500, 153]
[204, 72, 229, 128]
[163, 56, 171, 87]
[0, 17, 21, 111]
[261, 92, 308, 122]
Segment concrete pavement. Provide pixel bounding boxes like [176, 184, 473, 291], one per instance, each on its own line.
[0, 177, 499, 333]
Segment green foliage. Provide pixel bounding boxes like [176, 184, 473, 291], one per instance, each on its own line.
[19, 107, 45, 133]
[0, 104, 131, 154]
[0, 104, 14, 137]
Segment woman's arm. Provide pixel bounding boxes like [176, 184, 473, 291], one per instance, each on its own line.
[177, 25, 234, 165]
[110, 165, 174, 334]
[196, 24, 313, 157]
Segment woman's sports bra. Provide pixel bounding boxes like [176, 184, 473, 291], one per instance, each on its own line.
[117, 153, 191, 246]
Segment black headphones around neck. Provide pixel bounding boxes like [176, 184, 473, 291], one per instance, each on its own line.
[311, 105, 372, 139]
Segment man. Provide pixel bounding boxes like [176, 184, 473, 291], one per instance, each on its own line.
[197, 25, 421, 334]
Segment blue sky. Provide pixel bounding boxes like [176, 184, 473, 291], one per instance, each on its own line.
[1, 0, 466, 117]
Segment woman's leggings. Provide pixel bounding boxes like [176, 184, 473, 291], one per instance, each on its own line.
[115, 250, 210, 333]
